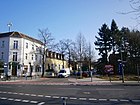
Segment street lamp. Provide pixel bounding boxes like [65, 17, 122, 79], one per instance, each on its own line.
[118, 37, 128, 83]
[7, 22, 13, 32]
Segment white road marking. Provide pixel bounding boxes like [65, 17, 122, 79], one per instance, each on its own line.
[70, 97, 77, 100]
[19, 93, 24, 95]
[109, 99, 118, 102]
[89, 98, 97, 101]
[8, 98, 14, 101]
[25, 93, 30, 96]
[3, 92, 7, 93]
[99, 99, 107, 101]
[45, 95, 51, 98]
[8, 92, 12, 94]
[79, 98, 87, 100]
[31, 94, 37, 96]
[38, 95, 44, 97]
[30, 100, 38, 104]
[120, 99, 129, 102]
[13, 92, 18, 95]
[52, 96, 59, 98]
[38, 102, 45, 105]
[1, 97, 7, 100]
[22, 100, 29, 103]
[61, 97, 68, 99]
[14, 99, 21, 102]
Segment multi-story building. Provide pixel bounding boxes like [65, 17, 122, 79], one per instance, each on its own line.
[45, 50, 68, 74]
[0, 31, 70, 77]
[0, 31, 43, 76]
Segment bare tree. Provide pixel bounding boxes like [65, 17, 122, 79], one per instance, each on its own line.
[74, 33, 87, 77]
[120, 0, 140, 26]
[55, 40, 67, 68]
[38, 28, 54, 77]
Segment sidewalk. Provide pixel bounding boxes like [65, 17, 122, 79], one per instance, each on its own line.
[68, 76, 140, 86]
[0, 76, 140, 86]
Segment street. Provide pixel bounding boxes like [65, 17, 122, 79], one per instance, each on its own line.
[0, 78, 140, 105]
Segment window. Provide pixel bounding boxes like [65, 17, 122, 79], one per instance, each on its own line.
[26, 43, 28, 48]
[35, 54, 37, 60]
[36, 46, 38, 51]
[25, 53, 28, 59]
[13, 52, 17, 61]
[1, 52, 4, 59]
[13, 40, 18, 49]
[1, 41, 4, 48]
[32, 54, 34, 60]
[32, 44, 34, 50]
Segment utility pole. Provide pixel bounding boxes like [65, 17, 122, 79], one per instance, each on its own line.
[120, 37, 125, 83]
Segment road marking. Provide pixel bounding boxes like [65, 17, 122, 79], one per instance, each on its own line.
[83, 92, 90, 94]
[8, 98, 14, 101]
[38, 95, 44, 97]
[61, 97, 68, 99]
[109, 99, 118, 102]
[3, 92, 7, 93]
[89, 98, 97, 101]
[70, 97, 77, 100]
[22, 100, 29, 103]
[8, 92, 12, 94]
[99, 99, 107, 101]
[30, 100, 38, 104]
[132, 100, 140, 102]
[31, 94, 37, 96]
[45, 95, 51, 98]
[52, 96, 59, 98]
[25, 93, 30, 96]
[19, 93, 24, 95]
[79, 98, 87, 100]
[14, 99, 21, 102]
[1, 97, 7, 100]
[38, 102, 45, 105]
[13, 92, 18, 95]
[120, 99, 129, 102]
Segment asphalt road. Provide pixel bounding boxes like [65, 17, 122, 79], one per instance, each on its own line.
[0, 83, 140, 105]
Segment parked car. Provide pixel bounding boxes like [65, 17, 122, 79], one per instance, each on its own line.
[58, 68, 70, 78]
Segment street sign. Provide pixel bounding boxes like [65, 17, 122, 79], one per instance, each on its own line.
[105, 65, 114, 74]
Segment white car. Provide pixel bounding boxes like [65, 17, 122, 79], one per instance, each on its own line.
[58, 69, 70, 78]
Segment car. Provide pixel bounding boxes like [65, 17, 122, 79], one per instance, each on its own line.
[58, 68, 70, 78]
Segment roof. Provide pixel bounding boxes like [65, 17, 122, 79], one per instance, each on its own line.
[0, 31, 43, 45]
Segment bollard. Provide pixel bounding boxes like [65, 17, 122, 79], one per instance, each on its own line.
[62, 98, 66, 105]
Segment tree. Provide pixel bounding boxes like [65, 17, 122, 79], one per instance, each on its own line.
[55, 40, 67, 68]
[38, 28, 54, 77]
[94, 24, 112, 65]
[61, 39, 74, 69]
[110, 19, 119, 54]
[86, 42, 95, 70]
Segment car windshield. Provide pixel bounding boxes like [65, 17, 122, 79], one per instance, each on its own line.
[59, 70, 66, 73]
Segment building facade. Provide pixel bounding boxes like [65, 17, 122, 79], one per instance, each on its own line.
[0, 31, 70, 77]
[0, 31, 43, 76]
[45, 50, 68, 74]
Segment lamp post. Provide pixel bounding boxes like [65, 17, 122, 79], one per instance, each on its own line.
[7, 22, 13, 32]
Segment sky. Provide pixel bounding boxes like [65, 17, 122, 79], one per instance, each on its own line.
[0, 0, 138, 58]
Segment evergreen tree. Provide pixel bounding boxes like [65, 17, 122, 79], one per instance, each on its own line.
[110, 19, 119, 54]
[94, 24, 112, 65]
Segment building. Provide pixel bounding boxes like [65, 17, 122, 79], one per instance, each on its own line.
[0, 31, 70, 77]
[0, 31, 43, 76]
[45, 50, 68, 74]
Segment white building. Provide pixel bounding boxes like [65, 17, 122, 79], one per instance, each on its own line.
[0, 31, 43, 76]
